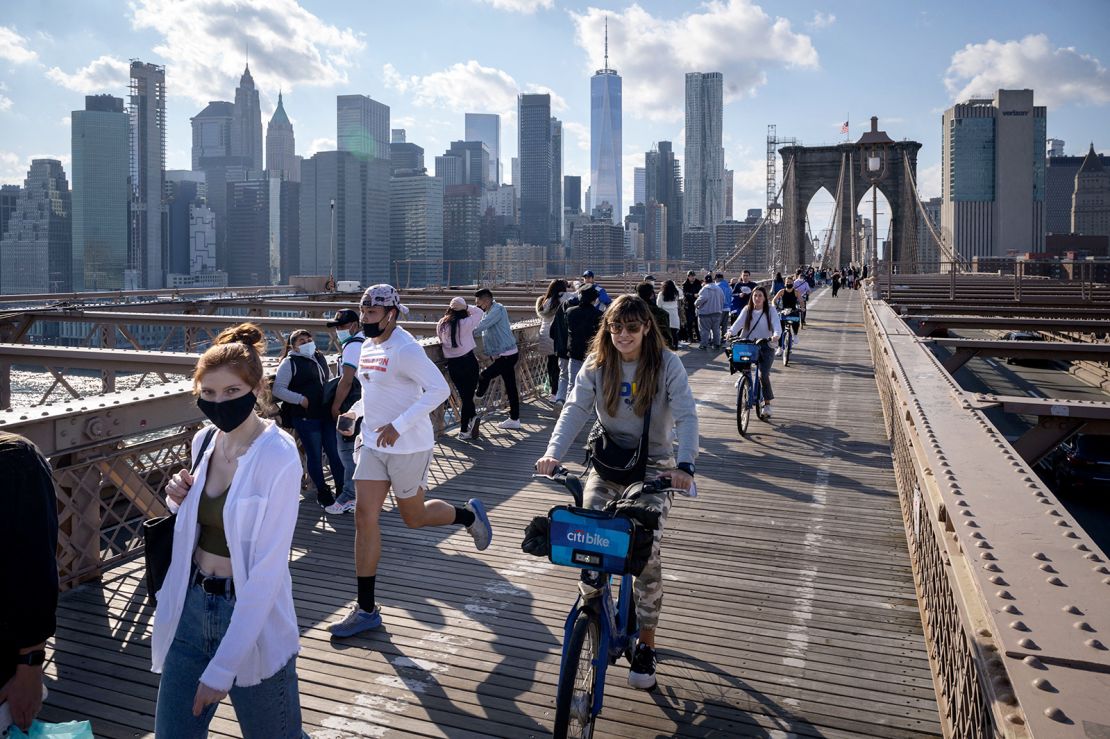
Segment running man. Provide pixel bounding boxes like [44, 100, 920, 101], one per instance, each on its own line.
[329, 285, 493, 637]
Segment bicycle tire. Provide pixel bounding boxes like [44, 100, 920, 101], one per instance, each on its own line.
[737, 375, 751, 435]
[554, 612, 601, 739]
[783, 332, 792, 367]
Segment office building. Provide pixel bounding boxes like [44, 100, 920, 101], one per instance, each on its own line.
[391, 172, 443, 287]
[682, 226, 711, 269]
[191, 101, 234, 169]
[71, 94, 129, 290]
[633, 167, 645, 207]
[231, 65, 263, 173]
[916, 196, 942, 266]
[564, 175, 582, 214]
[465, 113, 501, 187]
[644, 201, 667, 263]
[551, 117, 563, 243]
[338, 94, 390, 161]
[645, 141, 683, 260]
[941, 89, 1046, 259]
[590, 21, 621, 225]
[571, 219, 623, 275]
[0, 185, 20, 242]
[1073, 143, 1110, 238]
[164, 170, 206, 277]
[390, 129, 425, 173]
[724, 168, 734, 219]
[265, 92, 298, 181]
[444, 184, 482, 284]
[435, 141, 489, 189]
[518, 94, 554, 245]
[1047, 138, 1066, 158]
[128, 61, 167, 289]
[1046, 148, 1109, 235]
[1, 159, 71, 294]
[226, 178, 299, 286]
[684, 72, 724, 244]
[482, 242, 544, 283]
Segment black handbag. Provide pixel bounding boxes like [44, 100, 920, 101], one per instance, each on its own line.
[585, 405, 652, 486]
[142, 427, 216, 605]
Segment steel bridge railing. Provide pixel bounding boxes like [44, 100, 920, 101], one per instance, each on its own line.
[863, 293, 1110, 737]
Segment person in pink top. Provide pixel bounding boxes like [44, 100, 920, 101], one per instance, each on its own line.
[436, 297, 486, 439]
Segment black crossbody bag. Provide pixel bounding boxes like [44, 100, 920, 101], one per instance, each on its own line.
[585, 405, 652, 486]
[141, 427, 216, 605]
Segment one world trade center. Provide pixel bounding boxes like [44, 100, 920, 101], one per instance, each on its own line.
[591, 19, 621, 225]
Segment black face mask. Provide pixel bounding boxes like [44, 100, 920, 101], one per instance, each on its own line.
[197, 392, 257, 433]
[362, 308, 396, 339]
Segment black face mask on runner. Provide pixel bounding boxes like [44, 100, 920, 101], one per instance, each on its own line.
[362, 308, 395, 339]
[196, 392, 257, 433]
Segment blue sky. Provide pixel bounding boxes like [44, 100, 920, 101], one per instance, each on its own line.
[2, 0, 1108, 236]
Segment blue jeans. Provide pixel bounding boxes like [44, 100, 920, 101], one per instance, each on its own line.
[336, 427, 357, 505]
[155, 583, 307, 738]
[291, 416, 344, 499]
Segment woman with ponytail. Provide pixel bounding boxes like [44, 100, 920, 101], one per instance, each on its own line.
[436, 297, 485, 439]
[153, 323, 308, 738]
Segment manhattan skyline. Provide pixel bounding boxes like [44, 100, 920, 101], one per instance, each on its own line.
[0, 0, 1107, 223]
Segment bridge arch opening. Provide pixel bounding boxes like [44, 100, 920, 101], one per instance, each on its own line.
[856, 185, 892, 264]
[805, 186, 836, 267]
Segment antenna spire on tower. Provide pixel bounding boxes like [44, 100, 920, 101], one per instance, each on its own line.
[604, 16, 609, 69]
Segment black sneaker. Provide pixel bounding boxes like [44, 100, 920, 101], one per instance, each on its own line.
[628, 643, 657, 690]
[316, 491, 336, 508]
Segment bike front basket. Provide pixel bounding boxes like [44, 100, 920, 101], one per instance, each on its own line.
[548, 506, 633, 575]
[731, 342, 759, 364]
[782, 314, 801, 325]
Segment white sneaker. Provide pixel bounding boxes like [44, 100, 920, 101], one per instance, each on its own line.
[763, 405, 773, 418]
[546, 394, 558, 403]
[774, 347, 782, 357]
[498, 418, 522, 430]
[325, 499, 356, 515]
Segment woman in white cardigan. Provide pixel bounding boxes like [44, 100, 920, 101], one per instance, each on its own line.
[152, 323, 308, 739]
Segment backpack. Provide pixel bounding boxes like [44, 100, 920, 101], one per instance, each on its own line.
[321, 336, 365, 414]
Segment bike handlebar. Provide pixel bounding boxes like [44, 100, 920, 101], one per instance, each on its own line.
[533, 467, 697, 502]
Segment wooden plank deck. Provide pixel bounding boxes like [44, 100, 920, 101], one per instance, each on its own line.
[38, 289, 942, 738]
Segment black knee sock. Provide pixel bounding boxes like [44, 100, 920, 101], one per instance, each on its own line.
[357, 576, 376, 612]
[453, 505, 476, 527]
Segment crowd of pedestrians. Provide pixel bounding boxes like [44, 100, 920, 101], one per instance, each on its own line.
[4, 264, 834, 735]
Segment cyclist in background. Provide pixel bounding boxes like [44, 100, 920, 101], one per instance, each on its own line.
[770, 282, 802, 355]
[726, 287, 781, 417]
[535, 294, 698, 691]
[792, 270, 811, 327]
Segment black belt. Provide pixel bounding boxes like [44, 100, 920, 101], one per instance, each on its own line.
[192, 568, 235, 598]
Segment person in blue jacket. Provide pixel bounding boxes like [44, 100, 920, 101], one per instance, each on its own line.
[473, 288, 522, 430]
[581, 270, 611, 308]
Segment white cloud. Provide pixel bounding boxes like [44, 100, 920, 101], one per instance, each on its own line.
[945, 34, 1110, 107]
[129, 0, 364, 105]
[0, 26, 37, 64]
[917, 162, 941, 200]
[0, 95, 11, 113]
[570, 1, 818, 122]
[383, 60, 567, 118]
[0, 151, 71, 186]
[476, 0, 553, 12]
[46, 55, 130, 94]
[807, 12, 836, 29]
[307, 137, 336, 156]
[563, 121, 590, 152]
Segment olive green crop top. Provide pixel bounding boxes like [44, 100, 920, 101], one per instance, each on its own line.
[197, 484, 231, 557]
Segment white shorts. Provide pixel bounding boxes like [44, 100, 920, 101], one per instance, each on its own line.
[353, 445, 433, 499]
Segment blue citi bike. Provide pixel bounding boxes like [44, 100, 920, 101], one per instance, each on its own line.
[533, 467, 695, 738]
[726, 337, 771, 435]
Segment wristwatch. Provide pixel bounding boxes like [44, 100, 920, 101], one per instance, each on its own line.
[16, 649, 46, 667]
[677, 462, 695, 477]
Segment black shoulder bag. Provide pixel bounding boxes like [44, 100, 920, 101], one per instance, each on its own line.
[585, 405, 652, 487]
[141, 427, 216, 605]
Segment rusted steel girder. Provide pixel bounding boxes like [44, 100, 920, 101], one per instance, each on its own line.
[865, 297, 1110, 736]
[930, 339, 1110, 373]
[969, 394, 1110, 465]
[912, 315, 1110, 339]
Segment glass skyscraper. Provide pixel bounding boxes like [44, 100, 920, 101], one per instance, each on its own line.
[465, 113, 500, 187]
[590, 31, 621, 226]
[518, 94, 553, 245]
[684, 72, 723, 254]
[72, 94, 129, 290]
[337, 94, 390, 161]
[128, 61, 166, 289]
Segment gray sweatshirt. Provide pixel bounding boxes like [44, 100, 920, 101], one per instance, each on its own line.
[545, 351, 698, 466]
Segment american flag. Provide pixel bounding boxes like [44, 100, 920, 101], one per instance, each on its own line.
[840, 121, 849, 134]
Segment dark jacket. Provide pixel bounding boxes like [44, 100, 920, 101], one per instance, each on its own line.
[284, 352, 331, 420]
[551, 297, 576, 359]
[649, 303, 670, 333]
[0, 433, 58, 685]
[566, 303, 603, 361]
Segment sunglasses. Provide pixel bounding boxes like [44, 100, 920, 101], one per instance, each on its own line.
[607, 321, 643, 335]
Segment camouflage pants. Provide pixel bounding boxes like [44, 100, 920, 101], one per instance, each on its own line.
[583, 465, 675, 630]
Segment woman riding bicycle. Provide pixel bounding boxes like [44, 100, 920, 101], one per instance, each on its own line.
[536, 294, 698, 691]
[726, 286, 781, 417]
[770, 281, 802, 354]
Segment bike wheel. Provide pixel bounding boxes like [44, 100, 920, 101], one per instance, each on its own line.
[783, 332, 792, 366]
[554, 612, 601, 739]
[736, 375, 752, 435]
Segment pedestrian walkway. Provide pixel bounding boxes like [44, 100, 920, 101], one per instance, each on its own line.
[40, 289, 941, 737]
